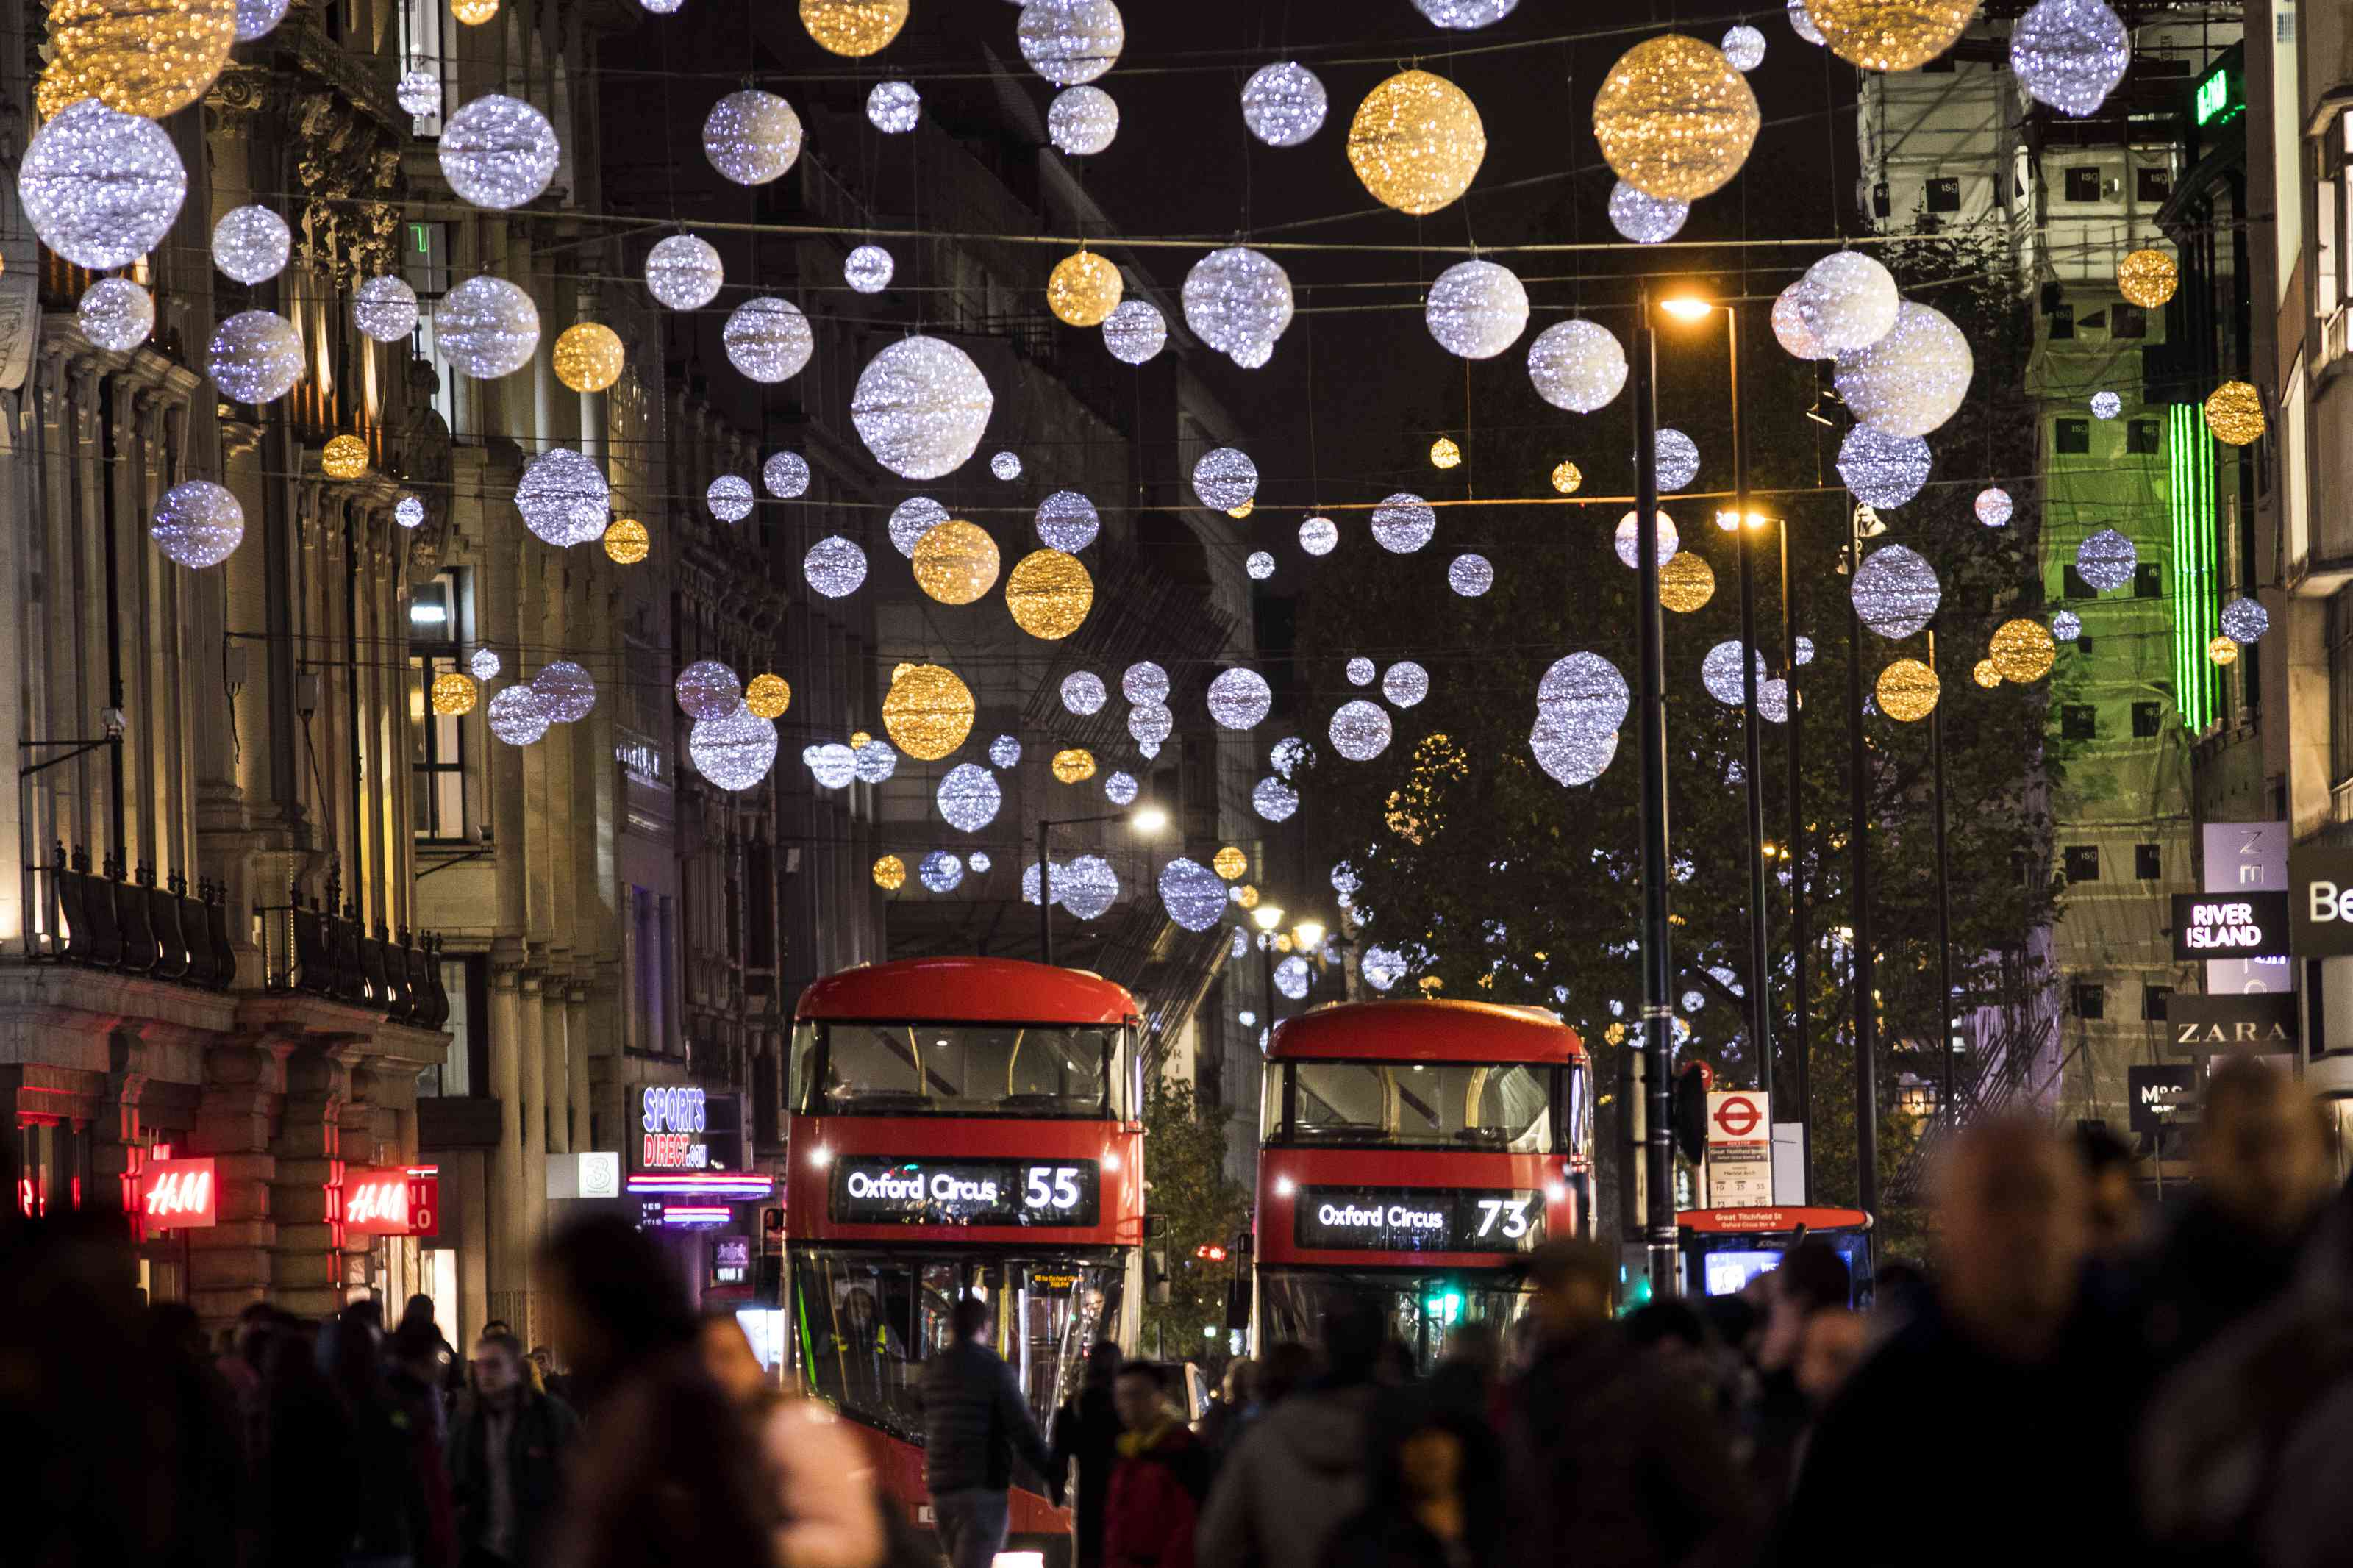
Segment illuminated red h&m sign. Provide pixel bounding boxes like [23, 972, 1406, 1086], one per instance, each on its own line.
[142, 1158, 218, 1229]
[343, 1169, 440, 1237]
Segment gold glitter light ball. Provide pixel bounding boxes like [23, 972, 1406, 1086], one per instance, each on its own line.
[603, 518, 649, 564]
[1046, 249, 1124, 327]
[2118, 248, 2179, 309]
[1228, 500, 1254, 520]
[746, 673, 791, 719]
[1801, 0, 1978, 74]
[1551, 461, 1582, 495]
[321, 434, 370, 480]
[873, 853, 907, 891]
[554, 322, 625, 393]
[913, 520, 1001, 605]
[1592, 35, 1760, 201]
[1236, 884, 1260, 910]
[451, 0, 497, 22]
[1430, 437, 1462, 469]
[850, 728, 874, 750]
[2204, 380, 2265, 446]
[1988, 617, 2056, 684]
[431, 672, 478, 716]
[47, 0, 238, 118]
[1052, 748, 1098, 784]
[1659, 550, 1716, 612]
[1875, 656, 1940, 722]
[882, 662, 975, 761]
[1347, 69, 1488, 216]
[2210, 634, 2240, 666]
[801, 0, 906, 55]
[1972, 659, 2001, 690]
[1005, 548, 1094, 640]
[1213, 846, 1249, 881]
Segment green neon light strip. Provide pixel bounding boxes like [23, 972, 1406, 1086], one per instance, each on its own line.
[2166, 404, 2218, 731]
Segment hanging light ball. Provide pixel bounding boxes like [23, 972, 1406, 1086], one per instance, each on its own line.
[1052, 748, 1098, 784]
[1798, 250, 1899, 354]
[1875, 658, 1940, 722]
[1347, 68, 1487, 215]
[1246, 551, 1277, 581]
[852, 336, 996, 480]
[1300, 516, 1340, 555]
[1192, 448, 1260, 509]
[2090, 390, 2122, 420]
[603, 518, 650, 564]
[450, 0, 495, 21]
[321, 434, 370, 479]
[913, 520, 1002, 604]
[46, 0, 235, 118]
[1531, 709, 1618, 786]
[1047, 249, 1123, 326]
[918, 851, 964, 893]
[515, 448, 610, 547]
[690, 704, 779, 791]
[394, 495, 427, 529]
[890, 496, 950, 557]
[487, 685, 554, 747]
[1242, 60, 1327, 146]
[1614, 511, 1679, 570]
[1129, 702, 1174, 748]
[1208, 667, 1274, 730]
[992, 451, 1024, 482]
[854, 739, 899, 785]
[1551, 462, 1583, 495]
[1850, 543, 1941, 638]
[1721, 24, 1768, 70]
[645, 235, 724, 310]
[938, 763, 1002, 832]
[883, 662, 976, 760]
[76, 277, 152, 352]
[1837, 424, 1932, 508]
[1212, 846, 1250, 881]
[1593, 35, 1759, 200]
[1701, 640, 1766, 705]
[2219, 598, 2269, 645]
[439, 95, 560, 209]
[1253, 776, 1299, 824]
[1538, 654, 1632, 736]
[1972, 659, 2001, 690]
[1160, 858, 1227, 932]
[869, 854, 907, 892]
[1803, 0, 1977, 72]
[2118, 248, 2179, 308]
[1429, 437, 1463, 470]
[435, 276, 540, 379]
[1059, 671, 1108, 717]
[1018, 0, 1124, 85]
[2209, 634, 2241, 667]
[471, 648, 503, 683]
[1124, 662, 1170, 705]
[206, 310, 304, 404]
[868, 79, 921, 133]
[1448, 554, 1494, 597]
[1833, 301, 1972, 438]
[1765, 290, 1830, 370]
[551, 322, 625, 393]
[1527, 319, 1629, 412]
[2052, 609, 2082, 642]
[2011, 0, 2130, 118]
[211, 204, 290, 284]
[1414, 0, 1515, 25]
[844, 244, 896, 294]
[1988, 618, 2057, 684]
[763, 452, 810, 499]
[800, 0, 906, 56]
[806, 743, 857, 790]
[398, 70, 441, 118]
[724, 297, 815, 384]
[704, 473, 754, 523]
[1654, 428, 1702, 491]
[1424, 259, 1529, 360]
[1347, 657, 1377, 687]
[1329, 700, 1394, 762]
[1609, 181, 1693, 248]
[1371, 493, 1438, 554]
[20, 101, 188, 271]
[2074, 527, 2138, 593]
[1101, 299, 1168, 364]
[1048, 86, 1120, 155]
[1004, 548, 1093, 639]
[1660, 551, 1716, 612]
[352, 275, 420, 343]
[803, 535, 869, 598]
[1976, 487, 2013, 526]
[703, 90, 804, 185]
[150, 480, 244, 568]
[1374, 664, 1427, 712]
[1025, 492, 1098, 554]
[2204, 381, 2265, 445]
[232, 0, 288, 34]
[431, 672, 478, 716]
[1183, 247, 1294, 370]
[744, 673, 791, 720]
[532, 661, 597, 723]
[1789, 0, 1827, 43]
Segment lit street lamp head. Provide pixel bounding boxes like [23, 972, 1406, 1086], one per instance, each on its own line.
[1130, 804, 1169, 834]
[1251, 905, 1285, 933]
[1293, 919, 1327, 950]
[1660, 296, 1715, 321]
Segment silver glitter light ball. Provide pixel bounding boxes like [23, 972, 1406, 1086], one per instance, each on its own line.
[1346, 657, 1375, 686]
[1037, 490, 1100, 551]
[1654, 427, 1701, 490]
[1977, 487, 2013, 526]
[1614, 510, 1679, 569]
[1371, 493, 1437, 554]
[1527, 319, 1629, 412]
[1158, 858, 1227, 931]
[2012, 0, 2129, 118]
[352, 275, 420, 343]
[235, 0, 290, 40]
[1384, 662, 1429, 707]
[690, 704, 779, 791]
[439, 95, 560, 210]
[1102, 299, 1168, 363]
[1275, 954, 1312, 999]
[77, 278, 152, 352]
[1835, 300, 1972, 439]
[207, 310, 304, 404]
[436, 276, 540, 378]
[19, 100, 187, 271]
[970, 851, 993, 873]
[1048, 85, 1119, 154]
[919, 851, 965, 892]
[1208, 667, 1273, 729]
[645, 235, 724, 309]
[2091, 390, 2121, 420]
[1329, 699, 1393, 762]
[868, 79, 921, 133]
[1449, 554, 1493, 596]
[395, 495, 426, 529]
[2052, 610, 2082, 642]
[488, 686, 553, 748]
[1246, 551, 1276, 581]
[1788, 0, 1824, 46]
[852, 336, 996, 480]
[1124, 662, 1169, 704]
[1607, 179, 1690, 244]
[1798, 250, 1899, 354]
[2220, 598, 2268, 644]
[515, 448, 610, 547]
[1414, 0, 1516, 24]
[1104, 771, 1138, 806]
[724, 296, 814, 383]
[803, 534, 868, 597]
[890, 496, 950, 556]
[1772, 280, 1832, 359]
[938, 763, 1003, 831]
[806, 743, 857, 790]
[1850, 543, 1942, 638]
[1722, 24, 1766, 70]
[676, 659, 742, 720]
[2075, 528, 2137, 593]
[854, 739, 898, 784]
[1253, 776, 1299, 823]
[1361, 944, 1409, 990]
[151, 481, 245, 568]
[764, 451, 811, 498]
[1193, 447, 1260, 509]
[1018, 0, 1124, 86]
[1424, 259, 1529, 359]
[1183, 246, 1294, 370]
[1273, 737, 1313, 776]
[1242, 60, 1327, 146]
[707, 473, 754, 521]
[1837, 425, 1932, 509]
[1061, 670, 1107, 715]
[1301, 516, 1339, 555]
[1530, 710, 1619, 786]
[845, 244, 895, 293]
[470, 648, 502, 682]
[398, 70, 441, 119]
[991, 451, 1023, 480]
[1702, 640, 1767, 705]
[990, 734, 1022, 768]
[1538, 653, 1629, 732]
[211, 204, 290, 284]
[532, 660, 596, 723]
[1129, 702, 1173, 746]
[703, 89, 803, 185]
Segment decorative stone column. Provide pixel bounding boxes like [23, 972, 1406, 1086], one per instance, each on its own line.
[268, 1037, 363, 1321]
[188, 1035, 292, 1331]
[543, 985, 571, 1159]
[565, 979, 593, 1157]
[487, 942, 527, 1333]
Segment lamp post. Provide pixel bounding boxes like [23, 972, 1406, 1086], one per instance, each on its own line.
[1845, 504, 1881, 1212]
[1781, 517, 1810, 1197]
[1928, 625, 1955, 1128]
[1036, 805, 1167, 966]
[1252, 903, 1285, 1040]
[1629, 300, 1678, 1297]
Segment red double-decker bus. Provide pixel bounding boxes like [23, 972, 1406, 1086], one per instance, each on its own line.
[786, 957, 1146, 1563]
[1253, 1000, 1592, 1371]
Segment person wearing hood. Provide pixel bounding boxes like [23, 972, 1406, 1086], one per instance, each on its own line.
[1321, 1383, 1502, 1568]
[1051, 1343, 1125, 1568]
[1196, 1300, 1386, 1568]
[1101, 1362, 1208, 1568]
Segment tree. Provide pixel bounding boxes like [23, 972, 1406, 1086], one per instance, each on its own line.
[1140, 1076, 1254, 1364]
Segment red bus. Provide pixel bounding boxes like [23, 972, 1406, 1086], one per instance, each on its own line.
[787, 958, 1146, 1563]
[1253, 1000, 1593, 1371]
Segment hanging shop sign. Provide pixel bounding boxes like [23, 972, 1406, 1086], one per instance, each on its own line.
[2129, 1065, 2201, 1134]
[2203, 822, 2291, 993]
[2289, 846, 2353, 957]
[2171, 892, 2290, 962]
[2164, 992, 2298, 1055]
[343, 1168, 440, 1236]
[1706, 1090, 1774, 1208]
[141, 1157, 217, 1229]
[712, 1234, 751, 1286]
[640, 1085, 710, 1170]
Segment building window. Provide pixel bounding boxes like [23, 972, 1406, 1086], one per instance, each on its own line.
[409, 569, 469, 842]
[2063, 564, 2096, 599]
[2135, 562, 2163, 598]
[2062, 704, 2098, 740]
[628, 886, 674, 1055]
[1871, 182, 1891, 218]
[2128, 418, 2162, 454]
[1926, 176, 1961, 212]
[2049, 302, 2076, 340]
[417, 956, 479, 1096]
[2113, 304, 2149, 339]
[2135, 843, 2162, 879]
[2072, 983, 2107, 1019]
[2137, 165, 2172, 203]
[2064, 165, 2102, 202]
[2132, 701, 2162, 737]
[2064, 845, 2101, 881]
[2143, 984, 2173, 1021]
[2056, 418, 2090, 454]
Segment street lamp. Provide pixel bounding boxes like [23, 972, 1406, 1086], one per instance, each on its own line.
[1251, 904, 1285, 1046]
[1036, 807, 1165, 966]
[1292, 919, 1326, 952]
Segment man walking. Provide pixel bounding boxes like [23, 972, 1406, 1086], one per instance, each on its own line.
[446, 1333, 579, 1568]
[918, 1297, 1059, 1568]
[1103, 1361, 1207, 1568]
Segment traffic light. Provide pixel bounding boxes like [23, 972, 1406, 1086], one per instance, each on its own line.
[1672, 1062, 1711, 1164]
[1422, 1288, 1463, 1326]
[1195, 1243, 1228, 1262]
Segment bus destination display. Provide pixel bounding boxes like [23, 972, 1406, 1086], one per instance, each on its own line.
[829, 1157, 1101, 1228]
[1293, 1186, 1545, 1254]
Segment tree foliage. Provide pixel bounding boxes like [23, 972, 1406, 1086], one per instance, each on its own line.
[1140, 1076, 1254, 1364]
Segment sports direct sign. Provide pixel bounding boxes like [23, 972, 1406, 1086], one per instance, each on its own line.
[640, 1086, 710, 1170]
[342, 1169, 440, 1236]
[1705, 1091, 1774, 1208]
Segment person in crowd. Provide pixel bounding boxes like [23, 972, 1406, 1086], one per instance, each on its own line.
[1792, 1309, 1870, 1413]
[1868, 1259, 1929, 1322]
[1101, 1361, 1210, 1568]
[915, 1295, 1060, 1568]
[1190, 1355, 1256, 1468]
[699, 1311, 885, 1568]
[1749, 1242, 1854, 1496]
[1623, 1298, 1717, 1390]
[2074, 1124, 2149, 1264]
[1252, 1339, 1317, 1411]
[398, 1295, 464, 1417]
[1427, 1322, 1503, 1428]
[1775, 1118, 2133, 1563]
[1051, 1342, 1126, 1568]
[446, 1332, 578, 1568]
[1196, 1299, 1384, 1568]
[390, 1317, 454, 1449]
[326, 1299, 451, 1567]
[1504, 1239, 1753, 1568]
[2137, 1057, 2333, 1370]
[1321, 1384, 1503, 1568]
[533, 1214, 777, 1568]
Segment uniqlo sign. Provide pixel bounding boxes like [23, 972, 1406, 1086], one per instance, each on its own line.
[141, 1158, 217, 1229]
[343, 1169, 440, 1236]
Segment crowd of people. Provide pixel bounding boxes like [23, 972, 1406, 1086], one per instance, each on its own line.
[12, 1055, 2353, 1567]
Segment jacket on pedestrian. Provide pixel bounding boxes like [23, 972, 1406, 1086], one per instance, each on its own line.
[446, 1385, 580, 1562]
[1051, 1383, 1123, 1565]
[1504, 1322, 1753, 1568]
[2135, 1197, 2310, 1373]
[916, 1341, 1056, 1497]
[1193, 1383, 1374, 1568]
[1102, 1420, 1208, 1568]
